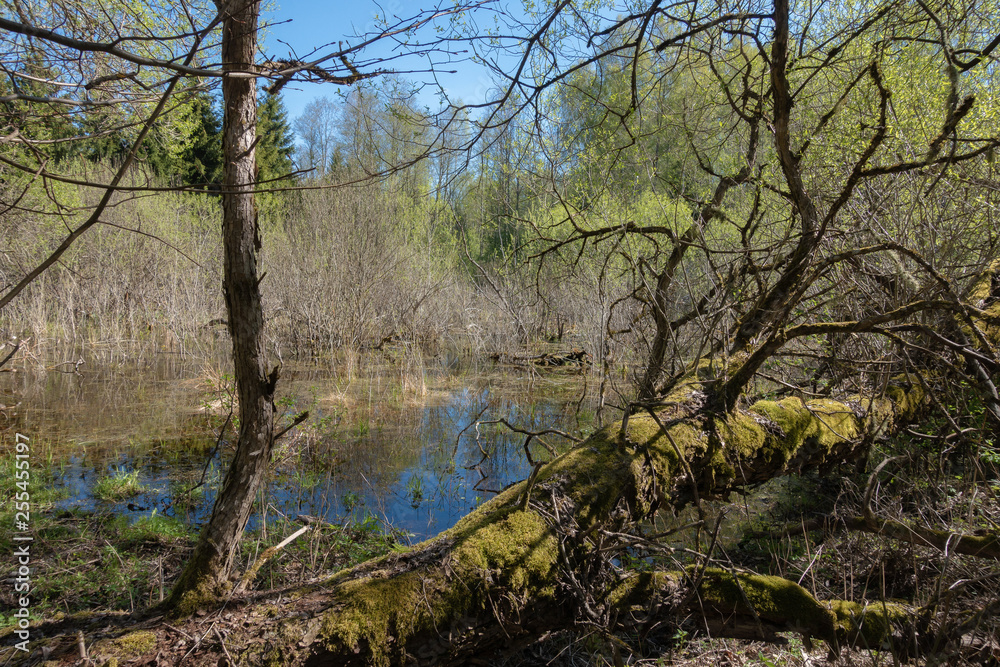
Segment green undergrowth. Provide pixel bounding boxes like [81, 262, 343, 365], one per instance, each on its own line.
[93, 467, 146, 500]
[239, 513, 406, 592]
[0, 507, 195, 626]
[0, 487, 404, 630]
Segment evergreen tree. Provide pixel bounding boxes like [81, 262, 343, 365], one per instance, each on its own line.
[0, 54, 78, 162]
[71, 87, 223, 185]
[257, 91, 295, 185]
[178, 92, 223, 189]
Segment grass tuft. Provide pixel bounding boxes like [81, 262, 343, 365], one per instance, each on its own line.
[93, 467, 145, 501]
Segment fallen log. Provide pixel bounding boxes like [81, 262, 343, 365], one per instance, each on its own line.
[490, 348, 592, 367]
[769, 515, 1000, 560]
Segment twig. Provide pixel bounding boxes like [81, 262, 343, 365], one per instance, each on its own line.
[77, 630, 89, 664]
[274, 410, 309, 442]
[236, 525, 311, 593]
[863, 455, 906, 524]
[213, 627, 235, 665]
[478, 417, 582, 464]
[165, 623, 195, 641]
[162, 412, 231, 514]
[45, 357, 84, 374]
[519, 462, 544, 511]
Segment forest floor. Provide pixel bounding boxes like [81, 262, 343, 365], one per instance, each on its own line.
[3, 453, 997, 666]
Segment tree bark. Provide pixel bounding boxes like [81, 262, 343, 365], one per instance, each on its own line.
[169, 0, 276, 609]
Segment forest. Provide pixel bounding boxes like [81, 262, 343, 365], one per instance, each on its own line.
[1, 0, 999, 664]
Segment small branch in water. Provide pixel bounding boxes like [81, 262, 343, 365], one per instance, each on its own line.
[274, 410, 309, 442]
[0, 342, 20, 370]
[452, 403, 492, 457]
[46, 357, 84, 374]
[162, 412, 231, 515]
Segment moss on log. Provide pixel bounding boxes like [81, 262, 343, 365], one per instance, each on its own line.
[609, 568, 917, 655]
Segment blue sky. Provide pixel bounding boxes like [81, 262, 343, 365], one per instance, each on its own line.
[260, 0, 509, 124]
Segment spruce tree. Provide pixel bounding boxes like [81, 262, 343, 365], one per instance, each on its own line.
[179, 92, 223, 188]
[256, 91, 295, 185]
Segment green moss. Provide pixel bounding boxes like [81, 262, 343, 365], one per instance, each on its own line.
[961, 531, 1000, 552]
[979, 303, 1000, 347]
[696, 567, 837, 642]
[717, 412, 767, 457]
[165, 538, 232, 619]
[829, 600, 910, 647]
[750, 399, 816, 459]
[319, 510, 560, 667]
[803, 399, 860, 447]
[739, 397, 863, 468]
[91, 631, 157, 663]
[607, 571, 682, 610]
[632, 419, 703, 472]
[321, 572, 427, 667]
[969, 262, 998, 301]
[884, 386, 909, 414]
[167, 572, 226, 619]
[850, 376, 925, 435]
[454, 509, 558, 592]
[530, 425, 638, 527]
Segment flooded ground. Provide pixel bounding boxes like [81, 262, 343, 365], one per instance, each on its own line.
[0, 344, 600, 540]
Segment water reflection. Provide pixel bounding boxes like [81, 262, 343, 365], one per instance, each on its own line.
[1, 349, 596, 540]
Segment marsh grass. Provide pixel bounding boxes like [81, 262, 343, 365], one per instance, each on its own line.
[0, 496, 401, 624]
[0, 348, 600, 628]
[240, 513, 404, 592]
[167, 478, 205, 510]
[93, 467, 145, 501]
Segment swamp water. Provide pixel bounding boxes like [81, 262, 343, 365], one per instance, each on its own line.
[0, 347, 598, 540]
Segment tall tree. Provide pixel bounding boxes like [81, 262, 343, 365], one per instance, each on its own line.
[165, 2, 483, 607]
[257, 90, 295, 185]
[0, 0, 481, 610]
[168, 0, 275, 606]
[178, 91, 223, 188]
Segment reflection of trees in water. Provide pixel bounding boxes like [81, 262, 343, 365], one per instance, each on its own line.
[0, 351, 214, 448]
[281, 379, 595, 538]
[11, 354, 596, 538]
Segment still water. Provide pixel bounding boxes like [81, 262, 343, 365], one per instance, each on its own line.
[0, 347, 597, 540]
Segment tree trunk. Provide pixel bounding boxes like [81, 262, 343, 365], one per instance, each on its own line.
[169, 0, 276, 610]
